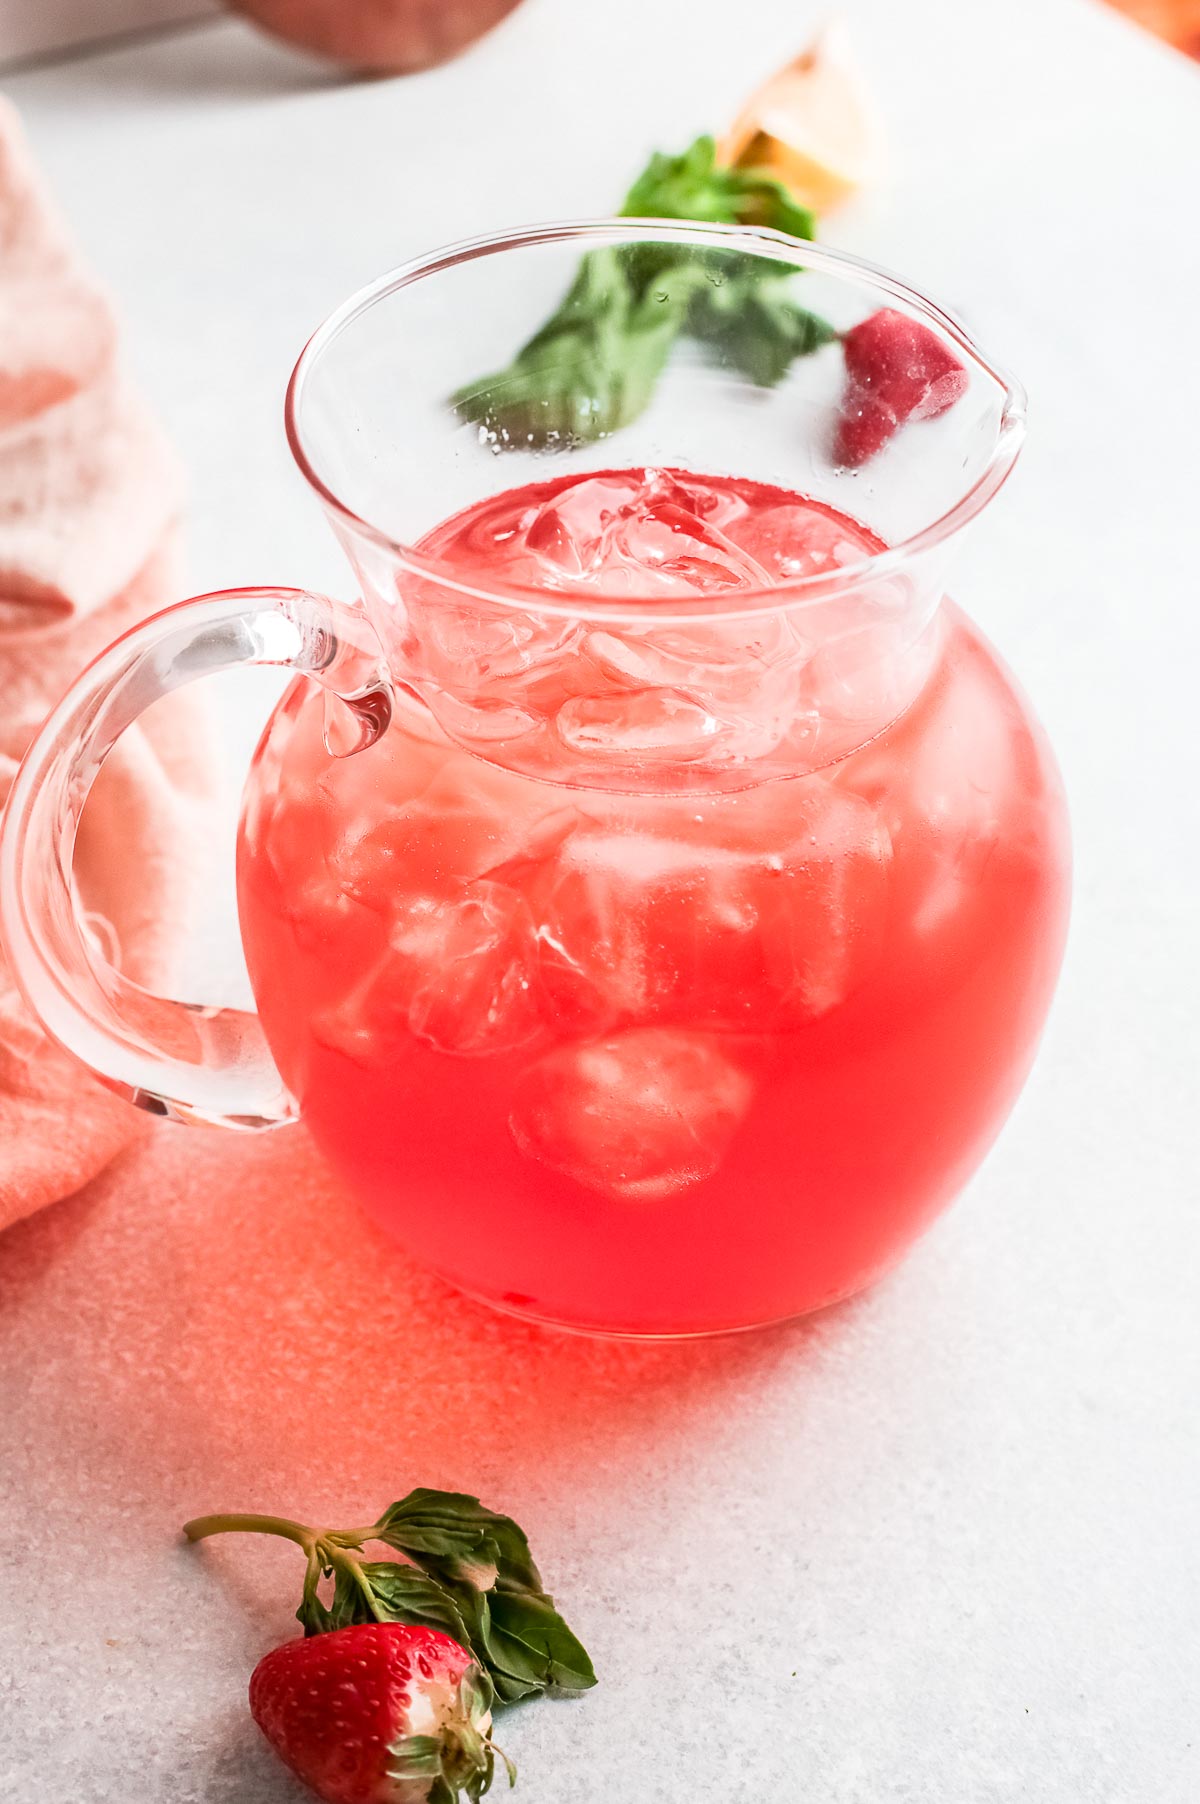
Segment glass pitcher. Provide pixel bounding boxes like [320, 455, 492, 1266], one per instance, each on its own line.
[0, 223, 1070, 1337]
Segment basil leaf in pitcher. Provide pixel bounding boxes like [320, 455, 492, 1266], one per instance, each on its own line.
[452, 247, 697, 446]
[451, 134, 834, 447]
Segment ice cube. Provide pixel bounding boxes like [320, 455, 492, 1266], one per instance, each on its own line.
[508, 1027, 754, 1201]
[520, 472, 642, 583]
[532, 787, 891, 1033]
[847, 635, 1007, 941]
[329, 755, 575, 913]
[577, 610, 806, 764]
[520, 468, 772, 599]
[284, 874, 388, 966]
[531, 828, 763, 1032]
[314, 878, 542, 1061]
[801, 618, 936, 731]
[420, 598, 579, 685]
[426, 690, 539, 746]
[757, 785, 892, 1023]
[261, 771, 341, 891]
[397, 881, 542, 1056]
[555, 688, 729, 760]
[727, 500, 877, 581]
[251, 767, 391, 967]
[584, 608, 799, 688]
[398, 473, 862, 761]
[398, 576, 602, 752]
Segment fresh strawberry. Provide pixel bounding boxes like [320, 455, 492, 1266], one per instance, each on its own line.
[185, 1490, 595, 1801]
[249, 1622, 511, 1804]
[833, 306, 968, 466]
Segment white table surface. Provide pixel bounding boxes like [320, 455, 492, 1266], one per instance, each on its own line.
[2, 3, 1199, 1800]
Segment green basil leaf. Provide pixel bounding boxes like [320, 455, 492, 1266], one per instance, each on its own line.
[359, 1562, 474, 1643]
[483, 1588, 597, 1695]
[452, 135, 832, 446]
[374, 1492, 494, 1572]
[452, 248, 694, 446]
[375, 1490, 543, 1592]
[620, 134, 816, 243]
[719, 166, 817, 242]
[688, 275, 839, 385]
[367, 1491, 596, 1700]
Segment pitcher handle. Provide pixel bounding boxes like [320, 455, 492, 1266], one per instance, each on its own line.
[0, 587, 390, 1130]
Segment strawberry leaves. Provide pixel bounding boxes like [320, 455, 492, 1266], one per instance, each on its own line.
[185, 1490, 596, 1706]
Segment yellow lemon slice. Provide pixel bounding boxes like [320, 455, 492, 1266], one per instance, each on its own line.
[720, 19, 884, 213]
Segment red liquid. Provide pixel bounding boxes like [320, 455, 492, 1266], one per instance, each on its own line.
[238, 470, 1070, 1334]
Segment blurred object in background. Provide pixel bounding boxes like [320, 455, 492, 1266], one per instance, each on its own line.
[1105, 0, 1200, 55]
[227, 0, 525, 72]
[720, 20, 884, 213]
[0, 0, 520, 72]
[0, 0, 213, 68]
[0, 97, 215, 1231]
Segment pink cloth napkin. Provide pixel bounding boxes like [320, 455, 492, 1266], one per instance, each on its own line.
[0, 96, 215, 1231]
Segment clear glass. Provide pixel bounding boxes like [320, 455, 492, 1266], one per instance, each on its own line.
[0, 223, 1070, 1336]
[289, 222, 1019, 793]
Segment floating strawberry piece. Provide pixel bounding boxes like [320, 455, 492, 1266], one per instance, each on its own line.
[833, 307, 968, 467]
[250, 1622, 507, 1804]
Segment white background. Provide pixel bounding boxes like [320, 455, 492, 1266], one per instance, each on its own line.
[1, 3, 1198, 1800]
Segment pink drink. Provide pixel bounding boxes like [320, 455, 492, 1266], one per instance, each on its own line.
[237, 468, 1070, 1333]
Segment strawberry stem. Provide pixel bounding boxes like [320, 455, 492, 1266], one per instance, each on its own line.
[324, 1524, 381, 1549]
[183, 1513, 319, 1552]
[330, 1546, 389, 1622]
[182, 1512, 391, 1624]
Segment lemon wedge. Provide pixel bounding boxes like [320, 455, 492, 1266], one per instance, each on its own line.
[720, 20, 884, 213]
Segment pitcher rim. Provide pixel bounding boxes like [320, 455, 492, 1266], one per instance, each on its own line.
[285, 218, 1027, 622]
